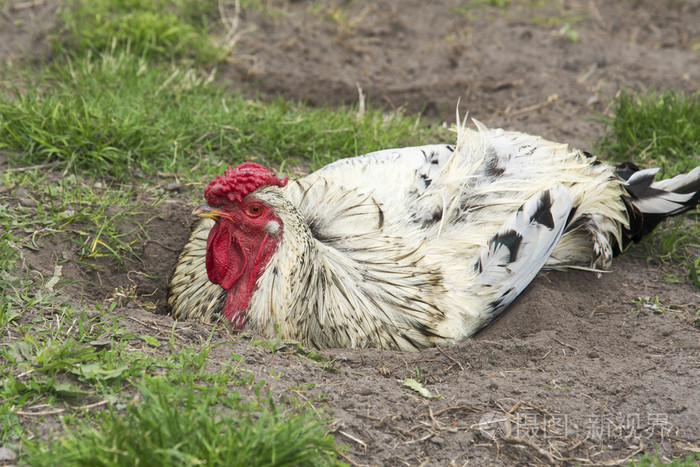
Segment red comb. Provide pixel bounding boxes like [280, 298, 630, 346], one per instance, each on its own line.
[205, 162, 288, 206]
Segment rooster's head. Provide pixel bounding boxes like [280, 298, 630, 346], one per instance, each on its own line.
[194, 162, 288, 329]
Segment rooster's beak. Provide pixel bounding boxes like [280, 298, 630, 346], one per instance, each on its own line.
[192, 202, 222, 220]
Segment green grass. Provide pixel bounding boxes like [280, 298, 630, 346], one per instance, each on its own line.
[0, 51, 438, 179]
[0, 232, 20, 329]
[637, 215, 700, 289]
[54, 0, 225, 63]
[630, 450, 700, 467]
[598, 90, 700, 175]
[21, 377, 339, 466]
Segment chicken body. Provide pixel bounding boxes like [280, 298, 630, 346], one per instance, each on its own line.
[168, 120, 700, 351]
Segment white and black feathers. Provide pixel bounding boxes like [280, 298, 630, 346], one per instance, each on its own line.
[167, 119, 700, 351]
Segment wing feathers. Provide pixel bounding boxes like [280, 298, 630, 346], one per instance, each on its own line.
[474, 185, 572, 323]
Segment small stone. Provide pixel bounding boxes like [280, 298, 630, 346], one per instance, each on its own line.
[0, 446, 17, 462]
[166, 182, 183, 191]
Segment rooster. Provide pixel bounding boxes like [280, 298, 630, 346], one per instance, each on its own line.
[167, 119, 700, 351]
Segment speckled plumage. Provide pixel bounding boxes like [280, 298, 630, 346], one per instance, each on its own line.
[167, 119, 700, 351]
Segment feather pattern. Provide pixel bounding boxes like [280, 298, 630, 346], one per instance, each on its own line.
[472, 185, 572, 329]
[167, 119, 700, 350]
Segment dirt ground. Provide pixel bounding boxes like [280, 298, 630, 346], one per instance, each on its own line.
[2, 1, 700, 465]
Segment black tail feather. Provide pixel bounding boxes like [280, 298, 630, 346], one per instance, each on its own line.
[615, 163, 700, 253]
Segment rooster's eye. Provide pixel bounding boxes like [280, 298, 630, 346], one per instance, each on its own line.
[246, 204, 263, 218]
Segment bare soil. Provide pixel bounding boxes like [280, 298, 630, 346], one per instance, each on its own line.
[2, 1, 699, 465]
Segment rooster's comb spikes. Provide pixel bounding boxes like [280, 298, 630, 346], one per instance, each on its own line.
[205, 162, 288, 206]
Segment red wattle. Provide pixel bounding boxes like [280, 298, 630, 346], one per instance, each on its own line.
[218, 233, 278, 330]
[205, 222, 247, 290]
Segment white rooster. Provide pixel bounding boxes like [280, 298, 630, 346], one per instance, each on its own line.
[167, 119, 700, 351]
